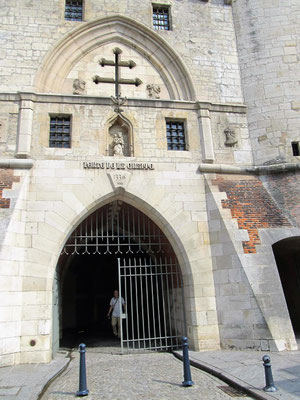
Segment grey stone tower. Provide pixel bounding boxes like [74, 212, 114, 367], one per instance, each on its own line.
[232, 0, 300, 165]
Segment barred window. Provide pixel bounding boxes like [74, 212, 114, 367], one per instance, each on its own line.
[166, 121, 186, 151]
[65, 0, 83, 21]
[292, 142, 300, 156]
[49, 116, 71, 148]
[153, 6, 170, 30]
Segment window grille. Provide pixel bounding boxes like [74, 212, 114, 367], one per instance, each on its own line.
[65, 0, 83, 21]
[166, 121, 186, 151]
[292, 142, 300, 156]
[49, 116, 71, 148]
[153, 6, 170, 30]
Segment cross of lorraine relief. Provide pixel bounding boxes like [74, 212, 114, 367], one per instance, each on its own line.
[93, 47, 142, 114]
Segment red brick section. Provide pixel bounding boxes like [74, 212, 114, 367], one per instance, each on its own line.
[0, 169, 20, 209]
[213, 175, 291, 254]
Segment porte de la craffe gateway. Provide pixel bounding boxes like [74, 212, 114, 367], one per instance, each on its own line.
[0, 0, 299, 366]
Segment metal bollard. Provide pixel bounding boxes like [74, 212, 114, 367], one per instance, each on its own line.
[76, 343, 89, 397]
[262, 355, 277, 392]
[182, 336, 194, 387]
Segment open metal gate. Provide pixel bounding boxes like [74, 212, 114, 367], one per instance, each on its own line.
[60, 201, 186, 352]
[118, 257, 185, 353]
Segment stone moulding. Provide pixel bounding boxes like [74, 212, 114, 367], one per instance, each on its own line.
[0, 92, 247, 114]
[0, 159, 34, 169]
[33, 15, 196, 101]
[199, 162, 300, 175]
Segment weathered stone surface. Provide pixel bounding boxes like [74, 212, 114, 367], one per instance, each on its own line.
[0, 0, 299, 366]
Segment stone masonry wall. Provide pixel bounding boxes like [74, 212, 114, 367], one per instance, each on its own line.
[0, 159, 222, 364]
[207, 173, 297, 351]
[0, 0, 243, 104]
[213, 175, 292, 253]
[0, 101, 19, 157]
[232, 0, 300, 164]
[0, 95, 251, 162]
[206, 176, 272, 351]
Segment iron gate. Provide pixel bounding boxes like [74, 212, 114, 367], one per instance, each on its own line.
[61, 201, 186, 352]
[118, 257, 185, 352]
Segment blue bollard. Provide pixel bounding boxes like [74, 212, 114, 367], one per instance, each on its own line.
[182, 336, 194, 387]
[262, 355, 277, 392]
[76, 343, 89, 397]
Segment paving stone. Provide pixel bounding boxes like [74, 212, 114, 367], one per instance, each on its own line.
[41, 347, 252, 400]
[182, 349, 300, 400]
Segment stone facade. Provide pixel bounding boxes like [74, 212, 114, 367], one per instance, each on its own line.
[232, 0, 300, 165]
[0, 0, 299, 365]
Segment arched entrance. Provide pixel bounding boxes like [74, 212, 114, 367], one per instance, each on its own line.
[55, 200, 185, 352]
[273, 237, 300, 336]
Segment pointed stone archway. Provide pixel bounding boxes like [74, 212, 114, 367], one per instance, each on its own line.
[34, 15, 196, 100]
[54, 200, 186, 352]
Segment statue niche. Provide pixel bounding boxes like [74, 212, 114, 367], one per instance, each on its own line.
[108, 118, 131, 157]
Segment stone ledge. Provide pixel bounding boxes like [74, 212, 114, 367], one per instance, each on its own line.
[0, 159, 34, 169]
[199, 162, 300, 175]
[0, 92, 247, 114]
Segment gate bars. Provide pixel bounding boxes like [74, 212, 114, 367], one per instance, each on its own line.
[61, 201, 172, 256]
[118, 257, 185, 353]
[60, 201, 186, 353]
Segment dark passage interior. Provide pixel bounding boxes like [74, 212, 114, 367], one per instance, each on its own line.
[60, 252, 119, 347]
[56, 201, 184, 350]
[273, 237, 300, 335]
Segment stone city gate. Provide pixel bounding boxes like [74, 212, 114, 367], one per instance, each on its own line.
[54, 201, 186, 353]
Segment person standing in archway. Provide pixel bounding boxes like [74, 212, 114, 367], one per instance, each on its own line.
[107, 290, 125, 339]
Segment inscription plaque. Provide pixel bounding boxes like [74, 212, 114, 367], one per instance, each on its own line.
[83, 161, 155, 170]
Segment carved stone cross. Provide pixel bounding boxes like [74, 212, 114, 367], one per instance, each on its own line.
[93, 47, 142, 99]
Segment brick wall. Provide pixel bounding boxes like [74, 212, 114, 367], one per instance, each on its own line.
[214, 175, 292, 253]
[262, 172, 300, 227]
[0, 169, 20, 208]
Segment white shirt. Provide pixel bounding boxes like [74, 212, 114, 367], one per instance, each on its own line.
[110, 297, 125, 317]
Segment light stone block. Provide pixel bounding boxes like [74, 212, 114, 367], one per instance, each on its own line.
[26, 248, 52, 266]
[195, 297, 217, 311]
[32, 235, 59, 254]
[22, 211, 45, 223]
[20, 335, 50, 351]
[22, 305, 51, 321]
[18, 350, 51, 364]
[0, 307, 21, 322]
[0, 321, 20, 339]
[0, 276, 22, 292]
[1, 337, 20, 355]
[220, 310, 244, 325]
[196, 311, 208, 326]
[44, 211, 70, 233]
[0, 353, 15, 367]
[22, 277, 47, 292]
[21, 321, 39, 336]
[0, 261, 20, 276]
[38, 320, 51, 335]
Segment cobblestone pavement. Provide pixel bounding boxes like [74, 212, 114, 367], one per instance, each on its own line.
[42, 346, 252, 400]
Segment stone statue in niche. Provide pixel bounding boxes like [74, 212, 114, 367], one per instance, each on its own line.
[146, 84, 161, 99]
[112, 132, 125, 157]
[224, 127, 238, 147]
[108, 114, 131, 157]
[73, 79, 86, 95]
